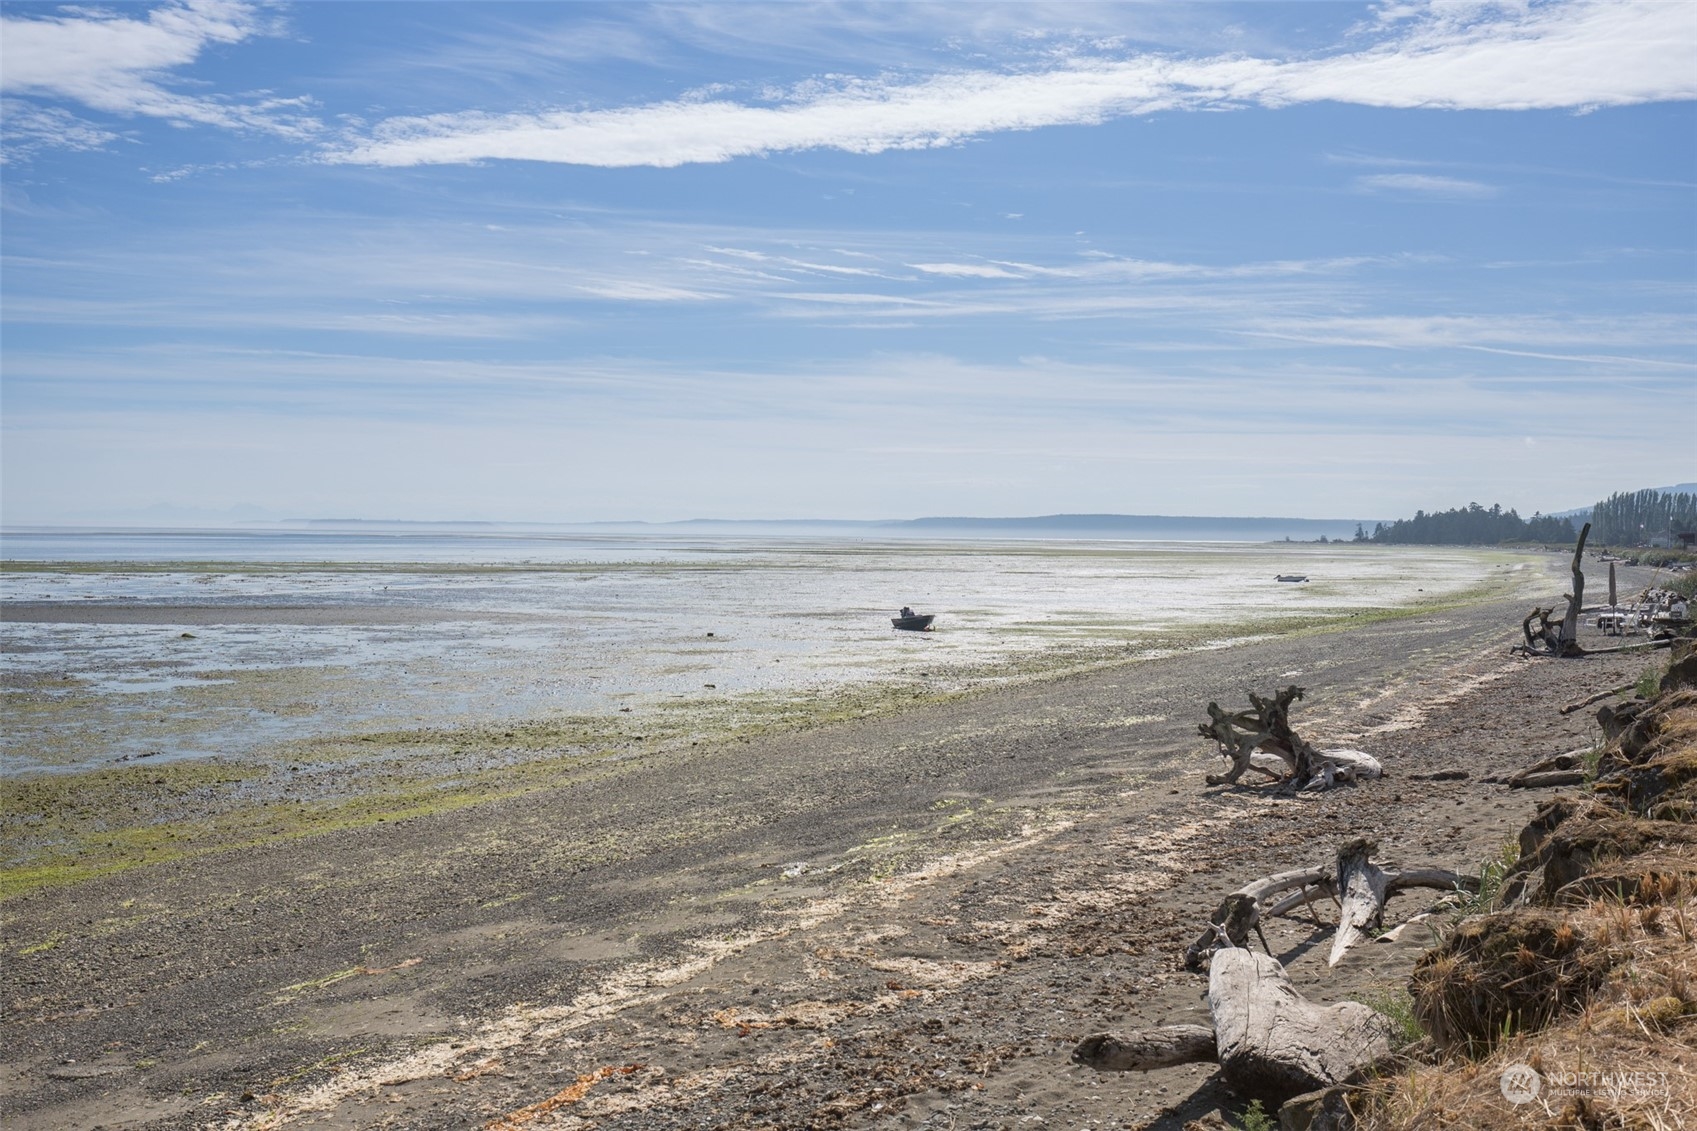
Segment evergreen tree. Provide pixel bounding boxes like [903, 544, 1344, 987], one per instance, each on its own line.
[1369, 503, 1575, 546]
[1589, 490, 1697, 545]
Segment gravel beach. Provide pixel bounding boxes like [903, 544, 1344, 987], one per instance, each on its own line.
[1, 573, 1672, 1131]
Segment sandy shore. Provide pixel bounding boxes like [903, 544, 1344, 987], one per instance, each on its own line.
[1, 578, 1676, 1130]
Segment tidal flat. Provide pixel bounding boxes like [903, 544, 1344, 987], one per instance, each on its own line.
[1, 534, 1554, 898]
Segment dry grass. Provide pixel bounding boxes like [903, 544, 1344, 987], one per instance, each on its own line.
[1352, 678, 1697, 1130]
[1410, 909, 1611, 1055]
[1360, 890, 1697, 1129]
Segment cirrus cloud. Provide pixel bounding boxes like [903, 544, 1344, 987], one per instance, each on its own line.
[0, 0, 318, 145]
[1355, 173, 1500, 198]
[322, 0, 1696, 169]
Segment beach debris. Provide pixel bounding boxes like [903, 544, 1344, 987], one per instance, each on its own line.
[1183, 839, 1476, 971]
[1198, 685, 1381, 792]
[1074, 947, 1393, 1104]
[486, 1064, 648, 1130]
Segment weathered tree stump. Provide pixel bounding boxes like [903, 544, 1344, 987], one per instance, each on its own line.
[1329, 838, 1389, 966]
[1074, 949, 1394, 1105]
[1558, 522, 1592, 653]
[1519, 523, 1591, 657]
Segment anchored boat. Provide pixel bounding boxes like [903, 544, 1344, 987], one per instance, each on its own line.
[892, 607, 936, 631]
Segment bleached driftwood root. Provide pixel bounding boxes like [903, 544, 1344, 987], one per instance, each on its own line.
[1200, 687, 1381, 793]
[1185, 840, 1475, 970]
[1073, 949, 1393, 1104]
[1247, 748, 1383, 789]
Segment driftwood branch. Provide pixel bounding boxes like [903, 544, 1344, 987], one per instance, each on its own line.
[1581, 638, 1674, 656]
[1185, 844, 1474, 970]
[1559, 683, 1635, 715]
[1487, 748, 1590, 789]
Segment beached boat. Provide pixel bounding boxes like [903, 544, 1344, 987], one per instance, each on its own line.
[1274, 574, 1309, 583]
[891, 612, 936, 631]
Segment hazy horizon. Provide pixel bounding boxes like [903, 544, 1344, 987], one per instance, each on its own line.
[13, 481, 1696, 534]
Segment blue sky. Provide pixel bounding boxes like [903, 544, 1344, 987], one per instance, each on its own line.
[2, 1, 1693, 524]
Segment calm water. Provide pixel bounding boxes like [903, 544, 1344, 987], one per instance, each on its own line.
[1, 529, 1528, 773]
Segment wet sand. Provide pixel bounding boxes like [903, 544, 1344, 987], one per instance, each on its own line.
[1, 604, 525, 626]
[0, 574, 1674, 1130]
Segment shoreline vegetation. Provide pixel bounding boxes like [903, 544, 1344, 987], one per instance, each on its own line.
[2, 565, 1534, 903]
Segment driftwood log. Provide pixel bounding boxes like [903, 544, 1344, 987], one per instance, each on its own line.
[1199, 686, 1381, 792]
[1185, 840, 1476, 970]
[1073, 949, 1393, 1104]
[1511, 770, 1588, 789]
[1484, 749, 1589, 789]
[1070, 1026, 1216, 1072]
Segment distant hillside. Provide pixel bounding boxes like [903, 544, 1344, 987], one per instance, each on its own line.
[658, 514, 1374, 541]
[887, 513, 1369, 541]
[589, 514, 1373, 541]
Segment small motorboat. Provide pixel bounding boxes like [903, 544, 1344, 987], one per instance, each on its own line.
[1274, 574, 1309, 583]
[892, 607, 936, 631]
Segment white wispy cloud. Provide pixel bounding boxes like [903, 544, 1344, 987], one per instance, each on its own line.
[0, 0, 318, 144]
[1241, 313, 1697, 365]
[1354, 173, 1499, 198]
[909, 262, 1025, 279]
[322, 1, 1696, 169]
[0, 100, 120, 164]
[6, 344, 1680, 451]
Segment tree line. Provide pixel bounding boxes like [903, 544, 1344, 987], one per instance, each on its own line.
[1356, 488, 1697, 547]
[1358, 502, 1576, 546]
[1587, 489, 1697, 546]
